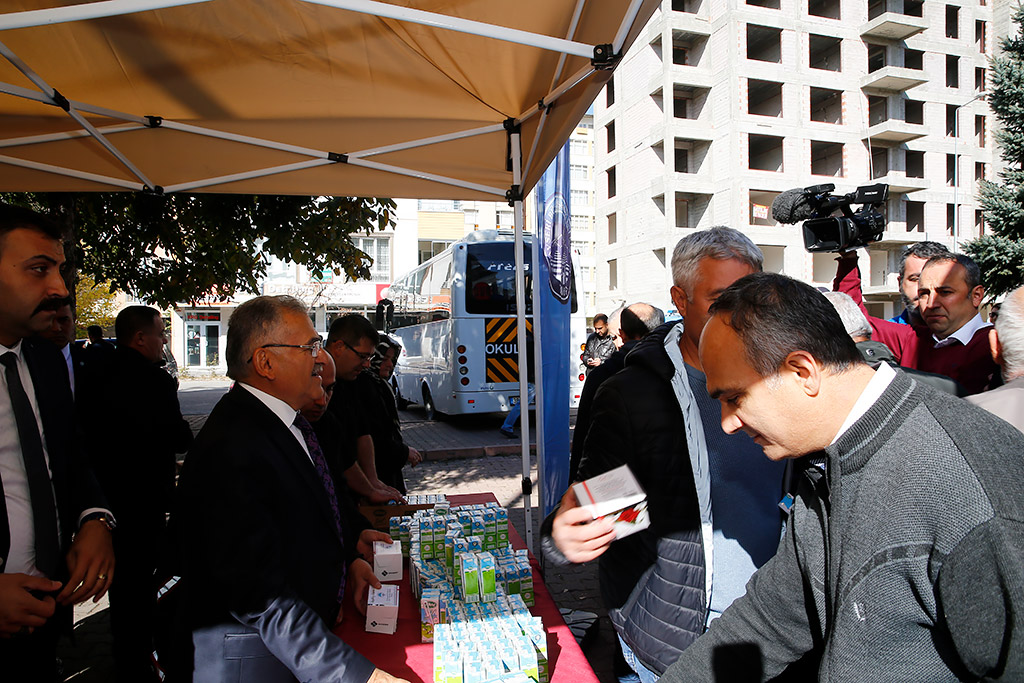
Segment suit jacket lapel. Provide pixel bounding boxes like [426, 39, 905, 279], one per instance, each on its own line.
[230, 386, 343, 544]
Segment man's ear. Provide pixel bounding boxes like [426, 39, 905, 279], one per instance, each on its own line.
[990, 327, 1004, 366]
[250, 347, 276, 381]
[670, 285, 689, 320]
[971, 285, 985, 309]
[781, 350, 822, 397]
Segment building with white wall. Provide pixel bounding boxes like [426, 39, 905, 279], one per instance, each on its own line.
[594, 0, 1001, 318]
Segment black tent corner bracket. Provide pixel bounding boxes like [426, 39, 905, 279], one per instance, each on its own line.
[505, 184, 523, 207]
[592, 44, 620, 70]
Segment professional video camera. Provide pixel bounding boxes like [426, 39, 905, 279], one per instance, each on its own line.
[771, 183, 889, 252]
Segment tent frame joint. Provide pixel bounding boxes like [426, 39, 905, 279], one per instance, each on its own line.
[521, 476, 533, 497]
[141, 184, 164, 196]
[50, 88, 69, 112]
[145, 115, 163, 128]
[328, 151, 348, 163]
[591, 43, 619, 70]
[505, 184, 522, 207]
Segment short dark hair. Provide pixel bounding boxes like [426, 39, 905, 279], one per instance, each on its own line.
[898, 241, 949, 279]
[326, 313, 379, 347]
[0, 203, 64, 258]
[226, 295, 309, 380]
[922, 252, 983, 290]
[87, 325, 104, 339]
[115, 305, 161, 345]
[709, 272, 863, 378]
[593, 313, 608, 325]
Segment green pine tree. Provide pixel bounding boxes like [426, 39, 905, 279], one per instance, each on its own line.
[964, 5, 1024, 297]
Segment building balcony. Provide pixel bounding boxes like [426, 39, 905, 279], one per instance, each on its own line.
[666, 64, 715, 89]
[861, 66, 927, 93]
[671, 172, 715, 194]
[864, 119, 926, 144]
[668, 118, 714, 141]
[875, 231, 929, 248]
[860, 13, 927, 41]
[668, 14, 712, 40]
[872, 172, 927, 195]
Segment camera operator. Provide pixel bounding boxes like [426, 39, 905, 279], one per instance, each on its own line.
[834, 251, 997, 395]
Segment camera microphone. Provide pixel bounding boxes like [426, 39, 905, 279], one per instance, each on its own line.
[771, 189, 818, 224]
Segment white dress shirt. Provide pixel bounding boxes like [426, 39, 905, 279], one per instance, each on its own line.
[1, 340, 58, 575]
[238, 383, 314, 465]
[830, 361, 897, 447]
[933, 312, 992, 348]
[60, 343, 75, 396]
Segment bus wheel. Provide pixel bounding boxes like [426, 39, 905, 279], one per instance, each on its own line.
[422, 385, 437, 421]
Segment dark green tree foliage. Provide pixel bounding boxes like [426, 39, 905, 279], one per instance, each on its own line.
[1, 192, 394, 308]
[966, 5, 1024, 297]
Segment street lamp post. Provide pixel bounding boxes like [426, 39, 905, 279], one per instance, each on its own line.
[953, 91, 986, 251]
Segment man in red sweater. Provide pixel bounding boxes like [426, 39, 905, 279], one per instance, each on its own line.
[834, 251, 997, 395]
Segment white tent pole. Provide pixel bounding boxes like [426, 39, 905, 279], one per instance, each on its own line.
[521, 64, 596, 181]
[523, 0, 588, 186]
[613, 0, 648, 53]
[160, 121, 333, 158]
[347, 157, 506, 197]
[510, 127, 534, 555]
[0, 153, 143, 190]
[350, 123, 506, 158]
[0, 40, 157, 189]
[530, 187, 546, 526]
[0, 80, 150, 124]
[0, 123, 145, 148]
[162, 159, 336, 193]
[301, 0, 595, 59]
[0, 0, 212, 32]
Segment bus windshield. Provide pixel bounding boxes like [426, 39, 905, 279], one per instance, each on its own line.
[465, 242, 532, 315]
[465, 241, 578, 315]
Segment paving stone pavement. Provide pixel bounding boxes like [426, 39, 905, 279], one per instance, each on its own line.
[60, 410, 616, 683]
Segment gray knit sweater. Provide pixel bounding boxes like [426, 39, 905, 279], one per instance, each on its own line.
[660, 369, 1024, 682]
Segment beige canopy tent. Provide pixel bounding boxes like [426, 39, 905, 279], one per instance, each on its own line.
[0, 0, 659, 548]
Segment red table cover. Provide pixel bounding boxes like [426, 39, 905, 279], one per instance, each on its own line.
[336, 493, 599, 683]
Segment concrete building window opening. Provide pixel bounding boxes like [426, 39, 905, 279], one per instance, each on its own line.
[808, 0, 840, 21]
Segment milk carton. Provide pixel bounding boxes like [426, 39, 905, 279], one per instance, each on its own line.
[365, 584, 399, 634]
[571, 463, 651, 540]
[372, 540, 403, 582]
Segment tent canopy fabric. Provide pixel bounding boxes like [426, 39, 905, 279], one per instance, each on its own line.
[0, 0, 658, 200]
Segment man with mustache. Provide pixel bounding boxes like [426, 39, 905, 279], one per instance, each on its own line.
[0, 203, 115, 680]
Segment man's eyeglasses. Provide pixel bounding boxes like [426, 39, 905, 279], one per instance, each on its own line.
[248, 339, 323, 362]
[342, 339, 373, 362]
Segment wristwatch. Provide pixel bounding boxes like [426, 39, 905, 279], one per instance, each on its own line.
[80, 512, 117, 532]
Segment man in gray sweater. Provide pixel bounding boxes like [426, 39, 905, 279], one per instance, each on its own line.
[661, 272, 1024, 682]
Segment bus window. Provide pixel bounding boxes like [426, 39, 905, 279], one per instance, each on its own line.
[466, 243, 533, 315]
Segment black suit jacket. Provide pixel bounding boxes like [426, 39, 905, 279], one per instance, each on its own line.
[1, 337, 107, 577]
[174, 384, 374, 680]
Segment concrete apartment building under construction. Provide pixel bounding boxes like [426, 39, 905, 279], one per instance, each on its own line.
[593, 0, 1008, 318]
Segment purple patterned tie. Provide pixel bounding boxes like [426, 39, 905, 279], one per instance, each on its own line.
[293, 414, 347, 602]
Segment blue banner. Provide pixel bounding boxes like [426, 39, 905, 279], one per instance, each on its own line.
[536, 142, 572, 516]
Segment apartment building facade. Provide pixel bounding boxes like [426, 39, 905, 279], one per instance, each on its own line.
[594, 0, 1004, 318]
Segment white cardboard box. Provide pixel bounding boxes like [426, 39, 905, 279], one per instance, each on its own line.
[373, 540, 403, 582]
[572, 463, 650, 540]
[365, 584, 400, 634]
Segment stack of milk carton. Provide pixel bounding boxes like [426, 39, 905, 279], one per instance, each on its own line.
[431, 604, 549, 683]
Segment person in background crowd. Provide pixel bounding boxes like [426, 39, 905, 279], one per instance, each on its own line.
[582, 313, 615, 374]
[0, 203, 114, 681]
[569, 303, 664, 482]
[303, 353, 404, 505]
[498, 334, 534, 439]
[834, 250, 998, 394]
[823, 291, 965, 396]
[546, 227, 788, 683]
[37, 297, 83, 397]
[91, 305, 192, 682]
[888, 241, 950, 325]
[660, 272, 1024, 682]
[325, 314, 402, 501]
[173, 295, 405, 683]
[968, 285, 1024, 431]
[357, 338, 422, 494]
[990, 302, 1002, 324]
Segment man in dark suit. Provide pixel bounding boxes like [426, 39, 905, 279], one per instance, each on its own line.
[174, 295, 407, 683]
[0, 203, 115, 680]
[89, 305, 192, 682]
